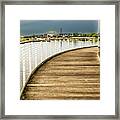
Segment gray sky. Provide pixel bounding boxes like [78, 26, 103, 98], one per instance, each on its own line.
[20, 20, 99, 36]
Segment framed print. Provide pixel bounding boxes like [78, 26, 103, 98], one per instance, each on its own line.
[0, 0, 120, 119]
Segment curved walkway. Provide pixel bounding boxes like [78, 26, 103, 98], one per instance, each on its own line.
[21, 47, 100, 100]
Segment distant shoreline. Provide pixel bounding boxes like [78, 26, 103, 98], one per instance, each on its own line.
[20, 37, 99, 44]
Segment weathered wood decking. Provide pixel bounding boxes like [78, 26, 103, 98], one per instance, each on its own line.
[21, 47, 100, 100]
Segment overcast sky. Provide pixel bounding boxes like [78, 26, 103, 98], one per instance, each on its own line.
[20, 20, 99, 36]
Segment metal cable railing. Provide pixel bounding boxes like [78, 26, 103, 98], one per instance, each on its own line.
[20, 39, 99, 91]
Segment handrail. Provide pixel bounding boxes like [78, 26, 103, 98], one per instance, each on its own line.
[20, 39, 99, 93]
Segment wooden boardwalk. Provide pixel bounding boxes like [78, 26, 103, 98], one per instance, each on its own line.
[21, 47, 100, 100]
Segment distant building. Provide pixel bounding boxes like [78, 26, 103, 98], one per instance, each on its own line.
[60, 28, 62, 34]
[47, 31, 57, 37]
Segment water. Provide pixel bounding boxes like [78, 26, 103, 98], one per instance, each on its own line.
[20, 39, 99, 91]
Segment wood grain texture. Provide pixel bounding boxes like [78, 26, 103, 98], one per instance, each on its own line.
[21, 47, 100, 100]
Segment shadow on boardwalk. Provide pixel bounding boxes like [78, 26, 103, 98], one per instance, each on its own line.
[21, 47, 100, 100]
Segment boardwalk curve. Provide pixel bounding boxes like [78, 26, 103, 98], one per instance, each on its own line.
[21, 47, 100, 100]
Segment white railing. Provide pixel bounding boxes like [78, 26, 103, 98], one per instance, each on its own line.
[20, 39, 99, 91]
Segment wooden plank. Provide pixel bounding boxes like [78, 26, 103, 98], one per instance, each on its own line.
[25, 87, 100, 92]
[27, 83, 100, 87]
